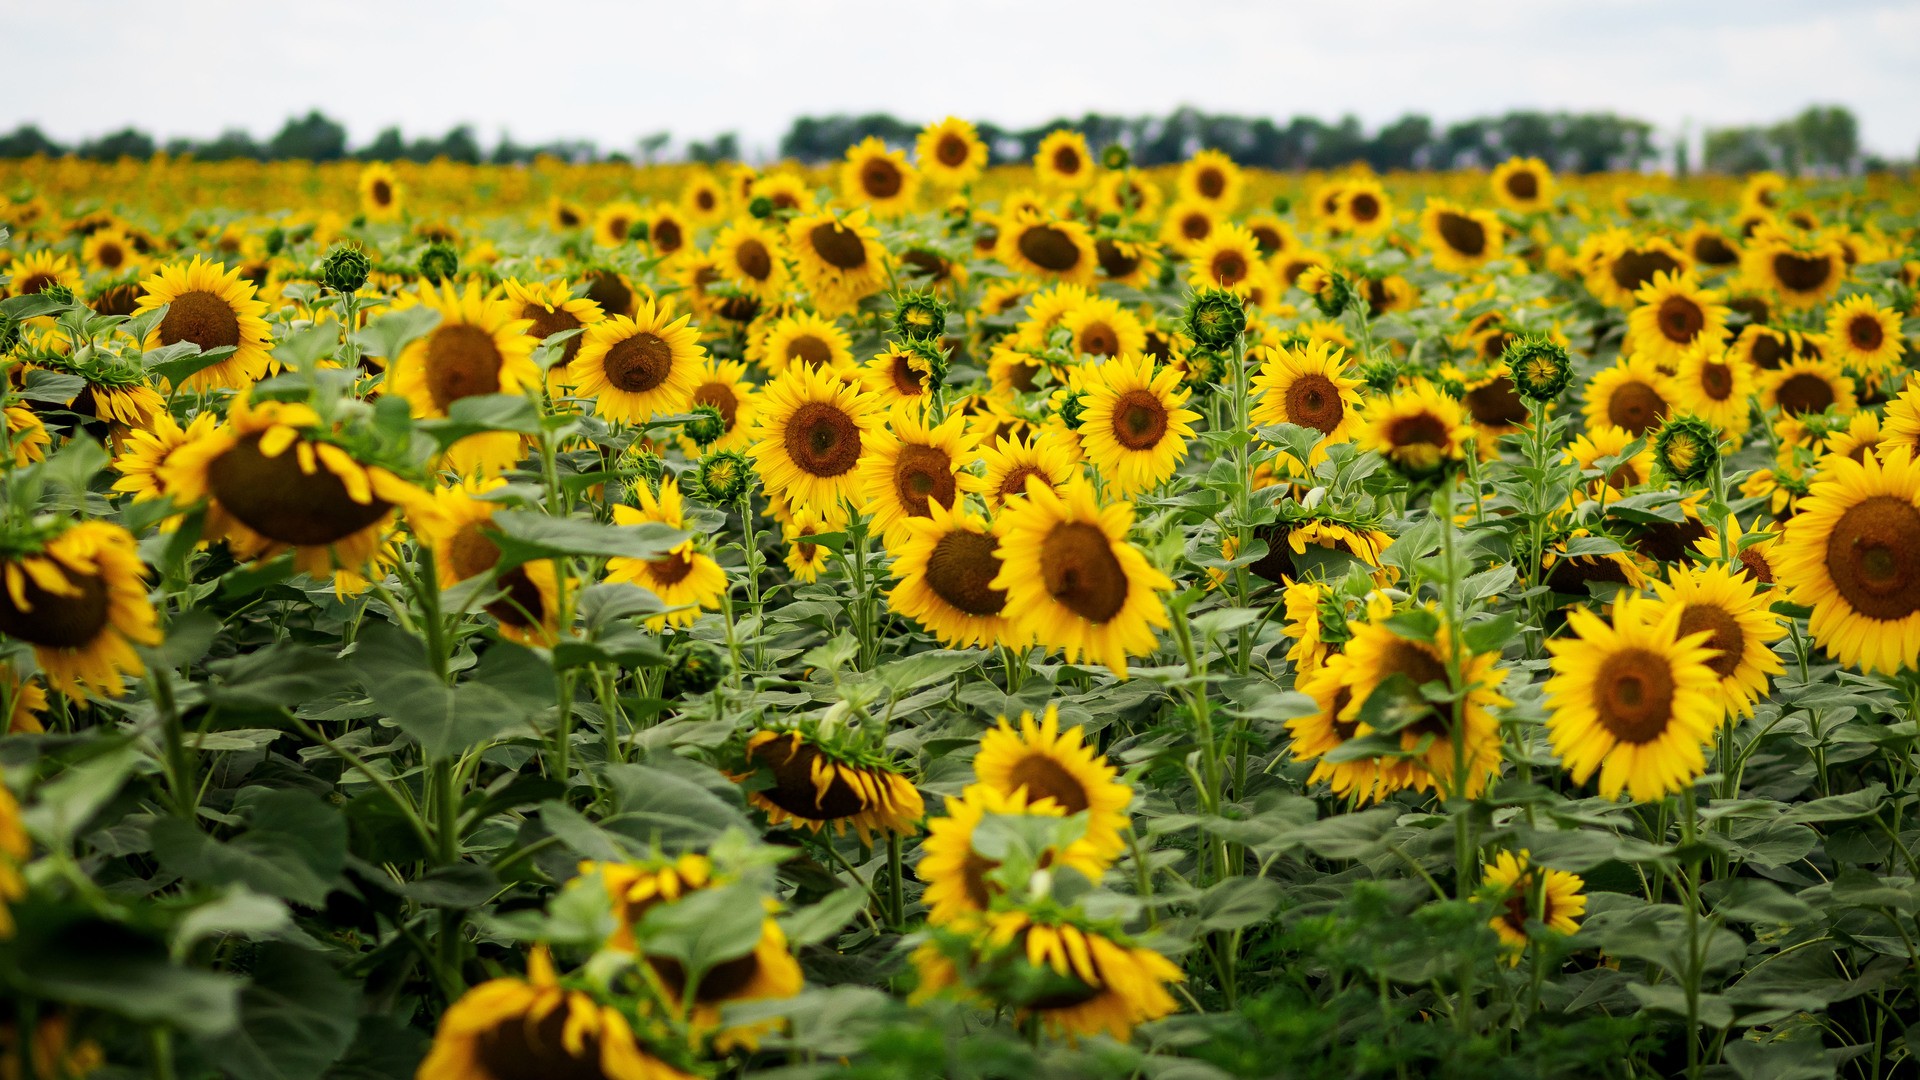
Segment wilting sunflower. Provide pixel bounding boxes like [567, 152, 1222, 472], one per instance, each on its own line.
[419, 948, 693, 1080]
[1033, 130, 1094, 190]
[1774, 447, 1920, 674]
[972, 704, 1132, 859]
[1076, 353, 1200, 496]
[1177, 148, 1243, 209]
[1185, 224, 1263, 295]
[607, 481, 724, 631]
[920, 783, 1110, 927]
[997, 209, 1096, 286]
[1483, 850, 1586, 960]
[1825, 293, 1905, 375]
[712, 218, 791, 300]
[857, 410, 983, 547]
[751, 363, 881, 515]
[389, 280, 538, 474]
[1626, 271, 1730, 371]
[132, 257, 274, 391]
[5, 250, 81, 298]
[1358, 381, 1473, 475]
[737, 729, 923, 842]
[356, 163, 403, 220]
[418, 477, 564, 645]
[981, 909, 1183, 1040]
[679, 357, 757, 455]
[1250, 340, 1363, 463]
[1671, 340, 1755, 439]
[978, 428, 1078, 510]
[757, 310, 854, 377]
[786, 208, 889, 314]
[1582, 354, 1675, 436]
[1420, 199, 1504, 273]
[0, 520, 160, 701]
[916, 117, 988, 187]
[887, 500, 1012, 649]
[1544, 594, 1723, 802]
[1490, 157, 1555, 213]
[1649, 562, 1784, 719]
[840, 136, 920, 217]
[501, 277, 604, 384]
[1761, 357, 1855, 419]
[566, 302, 703, 426]
[1742, 228, 1846, 308]
[159, 395, 425, 589]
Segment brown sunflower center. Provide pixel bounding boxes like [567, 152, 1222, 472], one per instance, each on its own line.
[889, 355, 926, 397]
[653, 949, 763, 1005]
[606, 215, 631, 241]
[16, 273, 54, 294]
[1772, 252, 1832, 293]
[1285, 373, 1347, 434]
[1825, 495, 1920, 620]
[0, 562, 110, 648]
[96, 242, 125, 269]
[1112, 389, 1169, 450]
[1774, 372, 1834, 416]
[783, 401, 861, 478]
[1694, 234, 1737, 265]
[1017, 225, 1083, 273]
[1848, 314, 1884, 352]
[1095, 239, 1140, 279]
[1006, 753, 1090, 814]
[1610, 249, 1680, 294]
[693, 382, 739, 429]
[809, 222, 868, 270]
[583, 273, 633, 318]
[647, 548, 695, 587]
[786, 334, 833, 371]
[423, 324, 504, 411]
[471, 1004, 607, 1080]
[651, 218, 683, 252]
[1040, 522, 1128, 623]
[997, 464, 1045, 502]
[1607, 380, 1667, 434]
[1386, 411, 1450, 451]
[1592, 648, 1677, 744]
[1250, 224, 1284, 254]
[521, 303, 584, 364]
[93, 283, 144, 317]
[157, 290, 242, 353]
[1677, 601, 1744, 680]
[1210, 251, 1248, 285]
[735, 238, 773, 281]
[1052, 146, 1081, 175]
[1373, 639, 1452, 738]
[603, 332, 674, 393]
[861, 159, 902, 199]
[891, 444, 956, 517]
[1657, 295, 1705, 343]
[924, 529, 1007, 617]
[1078, 321, 1119, 357]
[1197, 167, 1226, 199]
[1738, 546, 1774, 585]
[1464, 375, 1526, 428]
[1181, 212, 1211, 241]
[937, 133, 970, 167]
[961, 851, 998, 910]
[370, 179, 393, 207]
[1700, 363, 1734, 401]
[1506, 170, 1539, 200]
[1436, 212, 1486, 257]
[207, 433, 391, 546]
[1348, 192, 1380, 222]
[1748, 331, 1787, 370]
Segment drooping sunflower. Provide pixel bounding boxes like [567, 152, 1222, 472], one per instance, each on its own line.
[991, 479, 1171, 678]
[1825, 293, 1905, 376]
[1626, 271, 1730, 371]
[919, 783, 1110, 928]
[756, 310, 855, 377]
[856, 410, 983, 548]
[357, 163, 403, 220]
[419, 948, 694, 1080]
[1185, 223, 1263, 295]
[1483, 850, 1586, 959]
[606, 481, 724, 631]
[916, 117, 988, 187]
[750, 363, 881, 516]
[1177, 148, 1243, 209]
[972, 704, 1131, 859]
[1358, 381, 1474, 475]
[388, 280, 538, 474]
[997, 209, 1096, 286]
[1250, 340, 1363, 463]
[500, 277, 604, 384]
[1774, 447, 1920, 674]
[736, 729, 923, 843]
[981, 909, 1183, 1040]
[1033, 130, 1094, 190]
[978, 428, 1079, 510]
[1420, 199, 1504, 273]
[566, 302, 704, 426]
[1671, 340, 1755, 439]
[886, 499, 1013, 649]
[786, 208, 889, 314]
[1648, 562, 1785, 719]
[1760, 357, 1855, 418]
[1490, 157, 1555, 213]
[712, 218, 791, 300]
[679, 357, 758, 455]
[132, 257, 274, 391]
[840, 136, 921, 217]
[1076, 353, 1200, 496]
[418, 477, 565, 645]
[1246, 518, 1394, 586]
[0, 520, 160, 701]
[1582, 354, 1675, 436]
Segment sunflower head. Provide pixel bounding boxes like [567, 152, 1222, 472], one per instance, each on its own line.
[664, 639, 730, 698]
[1183, 287, 1246, 350]
[892, 290, 949, 342]
[1652, 414, 1721, 486]
[692, 448, 754, 503]
[1504, 334, 1574, 401]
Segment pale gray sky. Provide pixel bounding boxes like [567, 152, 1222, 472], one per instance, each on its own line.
[10, 0, 1920, 156]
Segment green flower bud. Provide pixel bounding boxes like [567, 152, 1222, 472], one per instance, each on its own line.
[418, 242, 459, 285]
[1653, 414, 1721, 486]
[1271, 196, 1292, 214]
[624, 446, 665, 500]
[1101, 144, 1131, 170]
[747, 196, 775, 220]
[1057, 388, 1089, 430]
[902, 337, 950, 392]
[664, 639, 729, 698]
[321, 243, 372, 294]
[1183, 288, 1246, 351]
[38, 283, 74, 307]
[891, 291, 949, 342]
[684, 404, 726, 449]
[264, 227, 286, 256]
[1357, 358, 1401, 395]
[693, 449, 755, 503]
[1503, 334, 1574, 401]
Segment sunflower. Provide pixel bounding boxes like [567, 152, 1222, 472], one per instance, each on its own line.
[500, 278, 604, 388]
[1335, 178, 1393, 237]
[1339, 614, 1508, 798]
[1682, 222, 1742, 271]
[1825, 293, 1904, 376]
[418, 477, 564, 645]
[679, 357, 757, 455]
[1626, 271, 1730, 371]
[420, 948, 693, 1080]
[110, 410, 217, 513]
[750, 172, 817, 215]
[4, 250, 80, 298]
[712, 218, 790, 300]
[566, 302, 704, 426]
[786, 208, 888, 314]
[1648, 562, 1784, 719]
[389, 280, 538, 474]
[839, 136, 920, 217]
[886, 500, 1013, 649]
[590, 200, 642, 248]
[0, 1013, 104, 1080]
[1821, 411, 1887, 468]
[1060, 297, 1146, 359]
[981, 910, 1183, 1040]
[1490, 157, 1555, 213]
[997, 209, 1096, 286]
[1730, 323, 1794, 372]
[915, 117, 988, 187]
[132, 257, 274, 391]
[646, 907, 803, 1052]
[579, 268, 642, 320]
[1671, 340, 1755, 439]
[680, 173, 729, 224]
[1358, 381, 1473, 475]
[1542, 528, 1651, 598]
[1077, 353, 1200, 496]
[576, 855, 716, 953]
[756, 310, 854, 377]
[1250, 340, 1363, 463]
[1582, 354, 1675, 437]
[4, 407, 49, 467]
[1092, 236, 1161, 290]
[0, 775, 22, 935]
[0, 521, 160, 701]
[780, 504, 836, 583]
[1171, 148, 1241, 209]
[1033, 130, 1093, 190]
[991, 479, 1171, 678]
[919, 783, 1110, 927]
[1695, 515, 1778, 587]
[857, 410, 983, 547]
[642, 205, 691, 261]
[1880, 381, 1920, 459]
[355, 163, 403, 219]
[979, 428, 1078, 510]
[1585, 232, 1691, 308]
[972, 704, 1131, 858]
[1420, 199, 1504, 273]
[1544, 594, 1723, 802]
[158, 395, 425, 589]
[1772, 447, 1920, 674]
[607, 481, 724, 631]
[750, 363, 881, 516]
[1761, 357, 1855, 418]
[861, 343, 939, 411]
[1185, 223, 1263, 295]
[81, 227, 139, 275]
[737, 729, 923, 842]
[3, 661, 48, 734]
[1483, 850, 1586, 960]
[1291, 647, 1420, 804]
[1246, 519, 1393, 586]
[1742, 228, 1846, 308]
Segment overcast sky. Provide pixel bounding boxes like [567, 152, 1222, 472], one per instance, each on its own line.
[10, 0, 1919, 157]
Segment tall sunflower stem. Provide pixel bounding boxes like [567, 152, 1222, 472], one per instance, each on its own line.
[737, 491, 765, 674]
[885, 832, 905, 928]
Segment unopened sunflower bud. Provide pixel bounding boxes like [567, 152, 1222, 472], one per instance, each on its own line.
[1183, 288, 1246, 350]
[418, 242, 459, 285]
[1503, 334, 1573, 402]
[321, 243, 371, 294]
[664, 640, 729, 698]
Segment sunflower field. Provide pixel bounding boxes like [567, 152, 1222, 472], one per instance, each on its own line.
[0, 126, 1917, 1080]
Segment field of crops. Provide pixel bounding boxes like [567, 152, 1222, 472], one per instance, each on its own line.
[0, 126, 1917, 1079]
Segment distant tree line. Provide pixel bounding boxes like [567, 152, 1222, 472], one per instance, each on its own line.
[0, 105, 1892, 174]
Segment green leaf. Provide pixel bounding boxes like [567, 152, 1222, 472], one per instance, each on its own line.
[350, 622, 546, 760]
[1194, 877, 1283, 931]
[351, 304, 439, 361]
[273, 322, 342, 372]
[778, 886, 869, 947]
[172, 887, 293, 960]
[150, 788, 348, 907]
[203, 943, 361, 1080]
[146, 340, 239, 388]
[11, 910, 241, 1038]
[22, 739, 142, 847]
[207, 642, 345, 711]
[487, 511, 688, 571]
[418, 394, 543, 449]
[1723, 1038, 1836, 1080]
[0, 291, 68, 320]
[634, 883, 767, 979]
[600, 762, 754, 849]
